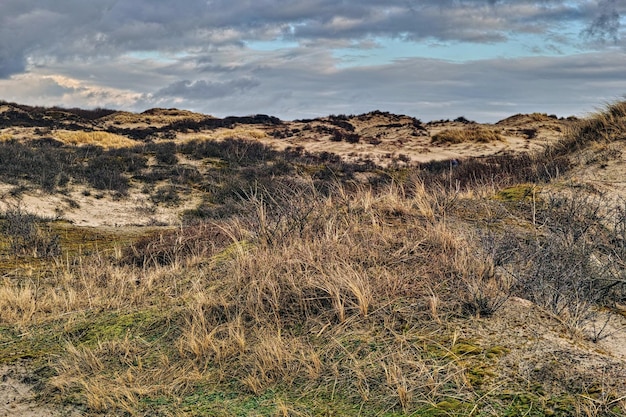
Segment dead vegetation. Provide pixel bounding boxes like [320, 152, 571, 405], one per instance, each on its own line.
[54, 130, 139, 148]
[0, 101, 626, 416]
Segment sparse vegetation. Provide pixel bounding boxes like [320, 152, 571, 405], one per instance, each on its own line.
[0, 101, 625, 416]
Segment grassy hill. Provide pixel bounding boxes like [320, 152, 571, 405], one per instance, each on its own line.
[0, 101, 625, 416]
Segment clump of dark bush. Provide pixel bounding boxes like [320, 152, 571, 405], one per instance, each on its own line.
[0, 101, 117, 129]
[50, 106, 117, 121]
[328, 116, 355, 132]
[519, 128, 537, 139]
[150, 185, 181, 206]
[152, 141, 179, 165]
[418, 152, 570, 191]
[170, 165, 202, 184]
[79, 150, 147, 194]
[133, 168, 172, 184]
[0, 140, 74, 192]
[81, 156, 130, 193]
[331, 130, 360, 143]
[179, 138, 278, 166]
[0, 206, 61, 257]
[108, 126, 158, 141]
[454, 116, 475, 124]
[30, 138, 65, 148]
[121, 222, 232, 267]
[476, 193, 626, 332]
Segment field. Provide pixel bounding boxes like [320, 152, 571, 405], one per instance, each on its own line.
[0, 100, 625, 416]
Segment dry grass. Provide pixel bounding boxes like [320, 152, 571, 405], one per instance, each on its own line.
[3, 101, 626, 416]
[1, 175, 625, 415]
[574, 101, 626, 144]
[182, 126, 268, 142]
[101, 110, 207, 126]
[432, 126, 504, 144]
[54, 130, 139, 148]
[0, 181, 504, 414]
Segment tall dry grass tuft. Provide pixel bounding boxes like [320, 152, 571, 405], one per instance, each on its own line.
[547, 100, 626, 158]
[50, 337, 199, 414]
[0, 279, 38, 325]
[0, 177, 519, 413]
[55, 130, 138, 148]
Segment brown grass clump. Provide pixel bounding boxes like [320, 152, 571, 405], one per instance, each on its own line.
[571, 101, 626, 144]
[54, 130, 139, 148]
[432, 126, 503, 144]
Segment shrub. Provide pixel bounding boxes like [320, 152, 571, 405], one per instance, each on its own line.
[482, 193, 626, 329]
[81, 155, 130, 193]
[150, 185, 181, 206]
[153, 142, 179, 165]
[0, 206, 60, 257]
[121, 222, 231, 267]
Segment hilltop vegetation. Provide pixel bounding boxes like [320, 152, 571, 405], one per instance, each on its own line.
[0, 101, 625, 416]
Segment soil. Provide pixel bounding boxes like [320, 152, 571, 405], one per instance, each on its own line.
[0, 365, 79, 417]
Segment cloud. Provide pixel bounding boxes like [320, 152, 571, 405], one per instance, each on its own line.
[0, 73, 143, 109]
[1, 0, 621, 80]
[154, 77, 261, 100]
[3, 48, 626, 122]
[0, 53, 25, 78]
[583, 0, 621, 43]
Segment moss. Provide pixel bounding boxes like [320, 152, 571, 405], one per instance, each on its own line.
[485, 345, 509, 359]
[64, 308, 176, 347]
[495, 184, 539, 202]
[467, 365, 496, 387]
[51, 221, 138, 256]
[0, 322, 63, 365]
[451, 341, 482, 356]
[427, 398, 473, 415]
[0, 220, 143, 276]
[146, 387, 371, 417]
[210, 240, 253, 267]
[491, 392, 577, 417]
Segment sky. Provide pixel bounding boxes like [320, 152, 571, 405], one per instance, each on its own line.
[0, 1, 625, 122]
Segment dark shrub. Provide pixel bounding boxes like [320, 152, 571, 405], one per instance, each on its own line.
[150, 185, 181, 206]
[122, 223, 231, 267]
[154, 142, 179, 165]
[0, 206, 61, 257]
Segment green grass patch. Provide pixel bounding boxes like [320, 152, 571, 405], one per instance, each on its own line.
[64, 308, 178, 347]
[495, 184, 539, 202]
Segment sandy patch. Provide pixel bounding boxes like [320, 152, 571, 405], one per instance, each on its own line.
[466, 297, 626, 396]
[0, 365, 79, 417]
[0, 184, 200, 228]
